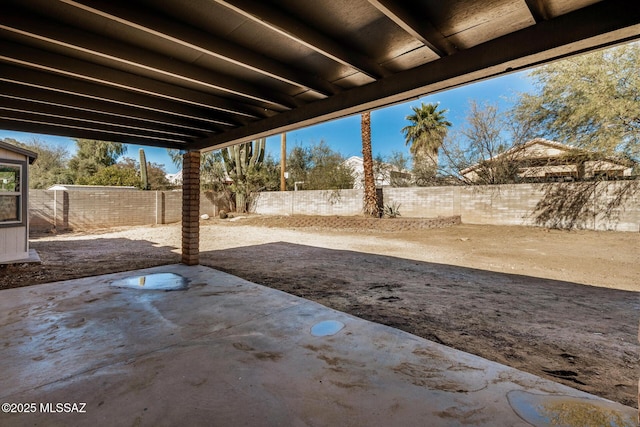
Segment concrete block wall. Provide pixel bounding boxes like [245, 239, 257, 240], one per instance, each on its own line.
[164, 191, 183, 223]
[253, 191, 293, 215]
[29, 181, 639, 232]
[458, 184, 544, 227]
[384, 187, 458, 218]
[386, 183, 639, 231]
[29, 190, 55, 230]
[200, 191, 233, 218]
[254, 189, 363, 216]
[253, 182, 640, 231]
[593, 181, 640, 232]
[65, 190, 158, 228]
[29, 189, 184, 232]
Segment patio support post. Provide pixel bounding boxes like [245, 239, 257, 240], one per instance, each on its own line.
[181, 151, 200, 265]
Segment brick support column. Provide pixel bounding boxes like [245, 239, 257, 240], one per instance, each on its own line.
[181, 151, 200, 265]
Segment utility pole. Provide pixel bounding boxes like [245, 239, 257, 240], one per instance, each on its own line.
[280, 133, 287, 191]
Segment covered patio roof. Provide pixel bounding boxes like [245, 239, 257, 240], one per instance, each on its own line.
[1, 0, 639, 152]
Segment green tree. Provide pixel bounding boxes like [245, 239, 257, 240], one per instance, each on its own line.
[440, 100, 526, 185]
[2, 138, 73, 188]
[246, 154, 280, 193]
[167, 149, 230, 190]
[85, 162, 140, 187]
[514, 42, 640, 159]
[361, 111, 379, 216]
[78, 156, 170, 189]
[168, 148, 238, 211]
[68, 139, 126, 184]
[286, 141, 354, 190]
[402, 103, 452, 183]
[146, 162, 171, 190]
[200, 151, 230, 191]
[167, 148, 184, 171]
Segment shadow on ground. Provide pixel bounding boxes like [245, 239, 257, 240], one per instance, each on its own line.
[0, 237, 180, 290]
[1, 237, 636, 407]
[200, 241, 639, 408]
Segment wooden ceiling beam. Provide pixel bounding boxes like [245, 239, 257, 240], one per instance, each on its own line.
[0, 10, 303, 109]
[56, 0, 340, 97]
[0, 98, 202, 140]
[0, 64, 239, 128]
[193, 0, 640, 150]
[0, 42, 272, 119]
[0, 82, 220, 135]
[524, 0, 552, 23]
[368, 0, 457, 57]
[213, 0, 392, 79]
[0, 112, 189, 148]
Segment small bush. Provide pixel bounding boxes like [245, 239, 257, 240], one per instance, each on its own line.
[383, 203, 401, 218]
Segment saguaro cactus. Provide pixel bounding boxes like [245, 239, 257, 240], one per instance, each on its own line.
[139, 148, 150, 190]
[221, 138, 266, 212]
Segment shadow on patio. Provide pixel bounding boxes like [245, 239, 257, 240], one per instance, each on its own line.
[0, 261, 636, 426]
[1, 236, 180, 290]
[200, 242, 638, 408]
[1, 236, 637, 411]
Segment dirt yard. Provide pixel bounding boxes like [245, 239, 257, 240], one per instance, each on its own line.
[1, 216, 638, 408]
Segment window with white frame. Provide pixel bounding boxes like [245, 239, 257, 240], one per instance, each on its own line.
[0, 162, 22, 224]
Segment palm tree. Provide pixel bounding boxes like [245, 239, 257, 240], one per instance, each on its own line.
[402, 103, 452, 171]
[361, 111, 379, 217]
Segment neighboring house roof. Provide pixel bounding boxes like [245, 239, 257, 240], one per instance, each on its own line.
[461, 138, 634, 177]
[0, 140, 38, 164]
[344, 156, 364, 173]
[345, 156, 374, 189]
[166, 168, 233, 185]
[47, 185, 138, 191]
[344, 156, 410, 188]
[165, 170, 183, 184]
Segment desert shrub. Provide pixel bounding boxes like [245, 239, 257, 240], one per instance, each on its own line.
[383, 202, 401, 218]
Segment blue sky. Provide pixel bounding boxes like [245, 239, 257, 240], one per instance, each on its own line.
[0, 70, 533, 174]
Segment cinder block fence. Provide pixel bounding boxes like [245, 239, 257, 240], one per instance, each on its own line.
[29, 181, 639, 233]
[253, 182, 640, 232]
[29, 190, 194, 232]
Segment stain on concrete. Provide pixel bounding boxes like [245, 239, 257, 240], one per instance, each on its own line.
[62, 316, 86, 328]
[252, 351, 282, 361]
[232, 342, 255, 352]
[303, 344, 332, 353]
[330, 380, 368, 389]
[507, 390, 636, 427]
[233, 342, 282, 361]
[393, 362, 487, 392]
[436, 405, 487, 425]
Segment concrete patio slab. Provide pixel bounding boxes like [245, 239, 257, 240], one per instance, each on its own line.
[0, 249, 41, 265]
[0, 265, 635, 426]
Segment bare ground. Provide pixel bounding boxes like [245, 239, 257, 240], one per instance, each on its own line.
[1, 216, 638, 407]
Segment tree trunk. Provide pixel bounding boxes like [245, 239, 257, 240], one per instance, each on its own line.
[361, 111, 379, 217]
